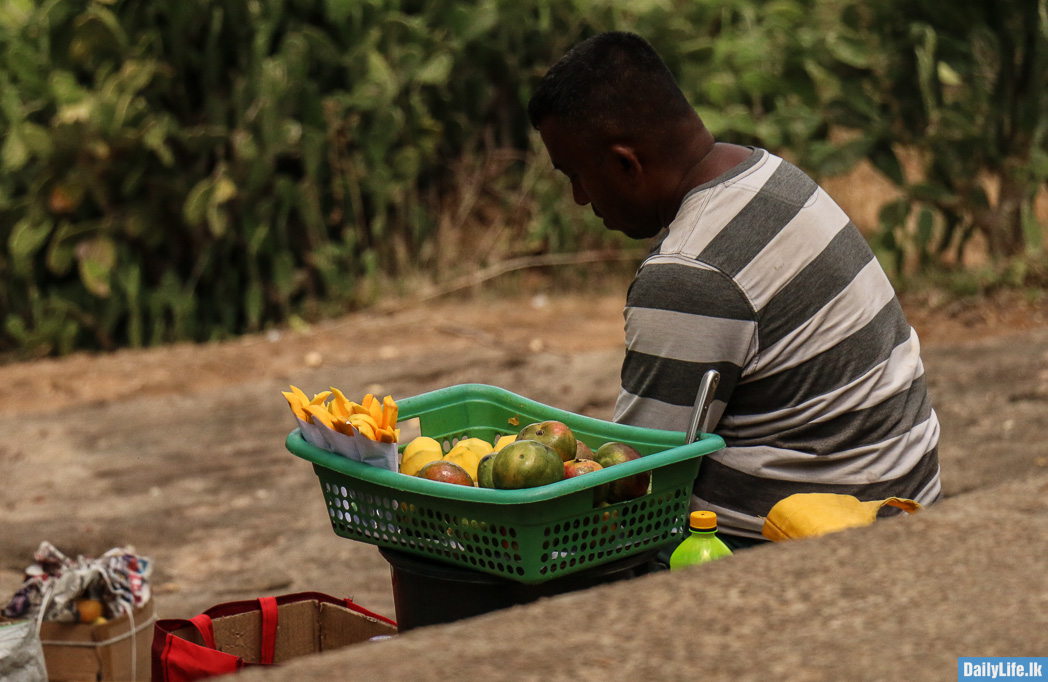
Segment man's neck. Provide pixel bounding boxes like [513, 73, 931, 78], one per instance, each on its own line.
[691, 141, 752, 187]
[662, 133, 751, 227]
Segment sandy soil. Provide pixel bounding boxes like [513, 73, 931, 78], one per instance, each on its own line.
[2, 286, 1047, 622]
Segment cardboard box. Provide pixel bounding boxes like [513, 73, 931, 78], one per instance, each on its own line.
[38, 598, 155, 682]
[168, 598, 396, 664]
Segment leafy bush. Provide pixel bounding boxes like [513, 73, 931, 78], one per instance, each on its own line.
[0, 0, 571, 355]
[0, 0, 666, 356]
[3, 0, 1042, 357]
[805, 0, 1048, 275]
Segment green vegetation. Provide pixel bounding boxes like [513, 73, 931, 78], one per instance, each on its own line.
[1, 0, 1045, 357]
[810, 0, 1048, 280]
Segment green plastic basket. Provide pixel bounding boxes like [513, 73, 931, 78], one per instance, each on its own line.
[285, 383, 725, 584]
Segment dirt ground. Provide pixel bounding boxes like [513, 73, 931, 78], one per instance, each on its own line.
[2, 284, 1048, 623]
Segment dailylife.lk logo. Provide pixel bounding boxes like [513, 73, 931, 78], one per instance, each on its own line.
[959, 658, 1047, 680]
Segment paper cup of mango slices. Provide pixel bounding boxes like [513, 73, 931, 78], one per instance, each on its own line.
[283, 386, 400, 471]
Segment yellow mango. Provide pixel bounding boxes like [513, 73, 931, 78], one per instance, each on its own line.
[401, 448, 444, 476]
[458, 437, 494, 457]
[404, 436, 443, 460]
[444, 444, 482, 481]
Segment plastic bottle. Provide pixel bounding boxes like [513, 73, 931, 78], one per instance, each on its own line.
[669, 511, 733, 570]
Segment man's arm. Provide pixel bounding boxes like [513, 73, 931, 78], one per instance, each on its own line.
[613, 258, 758, 433]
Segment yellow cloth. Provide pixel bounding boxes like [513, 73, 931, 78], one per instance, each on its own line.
[761, 493, 922, 542]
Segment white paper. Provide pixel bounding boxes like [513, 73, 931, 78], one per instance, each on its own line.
[354, 435, 399, 472]
[295, 416, 329, 449]
[320, 427, 361, 460]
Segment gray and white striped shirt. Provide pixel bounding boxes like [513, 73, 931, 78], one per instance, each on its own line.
[614, 148, 942, 538]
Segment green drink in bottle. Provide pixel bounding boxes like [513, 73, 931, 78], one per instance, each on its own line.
[669, 511, 733, 569]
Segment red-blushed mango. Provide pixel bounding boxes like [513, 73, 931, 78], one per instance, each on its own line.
[516, 420, 577, 463]
[564, 458, 608, 504]
[594, 442, 649, 502]
[417, 460, 475, 487]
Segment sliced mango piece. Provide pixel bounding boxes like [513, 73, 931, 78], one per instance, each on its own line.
[381, 395, 398, 429]
[363, 394, 383, 423]
[282, 391, 309, 420]
[348, 412, 377, 428]
[332, 418, 356, 436]
[347, 402, 371, 416]
[289, 385, 310, 404]
[328, 387, 353, 419]
[328, 401, 347, 420]
[303, 404, 336, 429]
[353, 421, 377, 440]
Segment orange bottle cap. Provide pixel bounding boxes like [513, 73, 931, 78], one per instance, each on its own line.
[689, 510, 718, 531]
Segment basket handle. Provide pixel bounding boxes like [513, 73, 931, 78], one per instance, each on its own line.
[685, 369, 720, 444]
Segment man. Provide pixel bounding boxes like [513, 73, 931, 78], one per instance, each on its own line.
[527, 31, 942, 549]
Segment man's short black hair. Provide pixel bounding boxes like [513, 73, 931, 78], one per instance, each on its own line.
[527, 31, 694, 141]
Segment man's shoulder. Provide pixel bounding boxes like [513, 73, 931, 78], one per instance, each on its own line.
[627, 255, 755, 320]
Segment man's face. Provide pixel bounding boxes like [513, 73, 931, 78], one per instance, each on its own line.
[538, 118, 662, 240]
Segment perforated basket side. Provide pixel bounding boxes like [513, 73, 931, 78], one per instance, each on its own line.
[314, 453, 700, 584]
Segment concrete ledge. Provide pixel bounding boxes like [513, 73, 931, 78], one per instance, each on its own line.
[234, 474, 1048, 681]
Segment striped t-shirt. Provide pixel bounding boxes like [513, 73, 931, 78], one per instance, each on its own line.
[613, 148, 942, 538]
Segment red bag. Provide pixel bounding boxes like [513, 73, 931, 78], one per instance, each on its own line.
[151, 592, 396, 682]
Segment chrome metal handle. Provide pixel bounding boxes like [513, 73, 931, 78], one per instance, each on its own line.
[685, 369, 720, 444]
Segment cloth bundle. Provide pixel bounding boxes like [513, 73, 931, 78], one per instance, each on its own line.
[2, 542, 152, 625]
[761, 493, 922, 542]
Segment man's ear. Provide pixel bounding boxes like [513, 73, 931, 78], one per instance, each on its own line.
[609, 144, 642, 183]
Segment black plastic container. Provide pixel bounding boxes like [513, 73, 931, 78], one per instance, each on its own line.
[380, 547, 660, 631]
